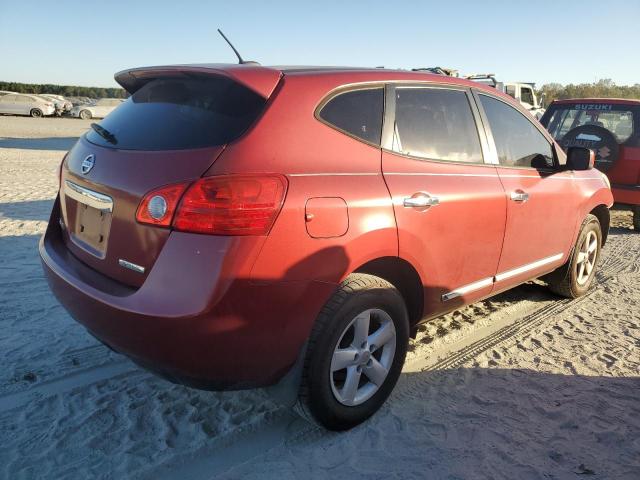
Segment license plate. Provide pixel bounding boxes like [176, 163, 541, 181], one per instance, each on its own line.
[75, 204, 110, 255]
[63, 180, 113, 258]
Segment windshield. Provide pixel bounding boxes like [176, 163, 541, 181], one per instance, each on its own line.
[86, 76, 266, 150]
[544, 103, 635, 143]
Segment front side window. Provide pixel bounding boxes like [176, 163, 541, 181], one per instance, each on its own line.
[520, 87, 534, 105]
[392, 87, 483, 163]
[479, 94, 554, 169]
[318, 88, 384, 145]
[544, 103, 635, 144]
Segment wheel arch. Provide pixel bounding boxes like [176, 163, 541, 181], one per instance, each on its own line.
[354, 256, 424, 333]
[590, 204, 610, 245]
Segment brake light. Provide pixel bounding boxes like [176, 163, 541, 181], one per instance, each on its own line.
[173, 175, 287, 235]
[136, 182, 190, 227]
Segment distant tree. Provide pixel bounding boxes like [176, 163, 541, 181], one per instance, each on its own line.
[539, 79, 640, 104]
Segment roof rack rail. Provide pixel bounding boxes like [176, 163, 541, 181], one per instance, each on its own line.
[465, 74, 504, 92]
[412, 67, 459, 77]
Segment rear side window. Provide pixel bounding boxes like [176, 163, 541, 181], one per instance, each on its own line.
[393, 87, 483, 163]
[86, 76, 266, 150]
[479, 94, 554, 169]
[318, 88, 384, 145]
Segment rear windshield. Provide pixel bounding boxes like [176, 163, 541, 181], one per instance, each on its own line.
[86, 76, 266, 150]
[543, 103, 636, 143]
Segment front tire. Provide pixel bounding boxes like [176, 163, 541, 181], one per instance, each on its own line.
[546, 214, 602, 298]
[79, 109, 92, 120]
[30, 108, 43, 118]
[297, 273, 409, 431]
[633, 206, 640, 231]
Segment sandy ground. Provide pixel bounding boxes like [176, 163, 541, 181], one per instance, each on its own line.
[0, 116, 638, 479]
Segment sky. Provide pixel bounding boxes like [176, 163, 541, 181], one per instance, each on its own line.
[1, 0, 639, 88]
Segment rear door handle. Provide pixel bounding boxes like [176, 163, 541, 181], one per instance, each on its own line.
[403, 192, 440, 208]
[510, 190, 529, 202]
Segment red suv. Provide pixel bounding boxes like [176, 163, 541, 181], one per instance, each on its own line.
[40, 64, 613, 430]
[540, 98, 640, 229]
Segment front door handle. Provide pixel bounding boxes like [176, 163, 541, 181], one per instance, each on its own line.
[510, 190, 529, 202]
[403, 192, 440, 208]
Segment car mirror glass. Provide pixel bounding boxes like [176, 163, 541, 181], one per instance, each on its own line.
[566, 147, 595, 171]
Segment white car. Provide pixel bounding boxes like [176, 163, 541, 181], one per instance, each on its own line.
[0, 93, 56, 117]
[70, 98, 124, 119]
[39, 94, 73, 114]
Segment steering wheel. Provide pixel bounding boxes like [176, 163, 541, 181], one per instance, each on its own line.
[560, 124, 619, 172]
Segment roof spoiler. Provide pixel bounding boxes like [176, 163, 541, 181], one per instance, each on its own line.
[114, 64, 282, 98]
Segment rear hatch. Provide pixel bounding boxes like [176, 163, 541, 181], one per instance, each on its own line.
[542, 101, 640, 179]
[59, 68, 280, 287]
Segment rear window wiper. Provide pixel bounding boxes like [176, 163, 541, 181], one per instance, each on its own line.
[90, 123, 118, 145]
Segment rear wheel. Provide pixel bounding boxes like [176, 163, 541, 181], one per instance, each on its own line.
[546, 214, 602, 298]
[30, 108, 43, 118]
[297, 273, 409, 431]
[633, 206, 640, 231]
[79, 109, 92, 120]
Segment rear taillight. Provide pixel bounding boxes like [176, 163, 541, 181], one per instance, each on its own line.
[136, 175, 287, 235]
[136, 183, 190, 227]
[174, 175, 287, 235]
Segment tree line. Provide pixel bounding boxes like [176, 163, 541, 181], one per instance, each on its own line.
[1, 78, 638, 103]
[539, 79, 640, 105]
[0, 81, 127, 99]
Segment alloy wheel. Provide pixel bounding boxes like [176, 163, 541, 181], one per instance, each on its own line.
[576, 230, 598, 285]
[330, 308, 396, 406]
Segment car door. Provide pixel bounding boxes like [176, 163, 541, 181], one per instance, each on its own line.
[16, 95, 33, 115]
[381, 84, 507, 317]
[0, 94, 19, 114]
[474, 91, 579, 289]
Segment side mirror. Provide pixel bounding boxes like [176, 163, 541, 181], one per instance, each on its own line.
[566, 147, 595, 170]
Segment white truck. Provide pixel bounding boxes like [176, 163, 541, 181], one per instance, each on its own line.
[466, 74, 546, 119]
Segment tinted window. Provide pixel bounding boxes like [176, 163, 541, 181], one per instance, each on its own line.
[480, 95, 554, 169]
[86, 76, 266, 151]
[319, 88, 383, 144]
[393, 88, 483, 163]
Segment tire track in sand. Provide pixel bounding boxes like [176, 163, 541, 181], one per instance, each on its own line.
[422, 232, 631, 372]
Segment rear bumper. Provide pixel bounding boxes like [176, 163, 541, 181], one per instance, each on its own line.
[39, 198, 335, 390]
[612, 183, 640, 206]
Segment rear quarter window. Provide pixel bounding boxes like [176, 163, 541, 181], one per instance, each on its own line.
[318, 88, 384, 145]
[86, 76, 266, 151]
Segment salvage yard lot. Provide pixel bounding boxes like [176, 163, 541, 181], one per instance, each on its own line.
[1, 116, 639, 479]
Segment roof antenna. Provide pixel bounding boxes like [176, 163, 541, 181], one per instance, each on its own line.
[217, 29, 258, 65]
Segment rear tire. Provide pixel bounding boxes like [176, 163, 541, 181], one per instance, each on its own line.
[546, 214, 602, 298]
[633, 206, 640, 231]
[297, 273, 409, 431]
[79, 109, 92, 120]
[30, 109, 43, 118]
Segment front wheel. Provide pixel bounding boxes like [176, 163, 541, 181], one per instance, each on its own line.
[79, 109, 92, 120]
[546, 214, 602, 298]
[297, 274, 409, 431]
